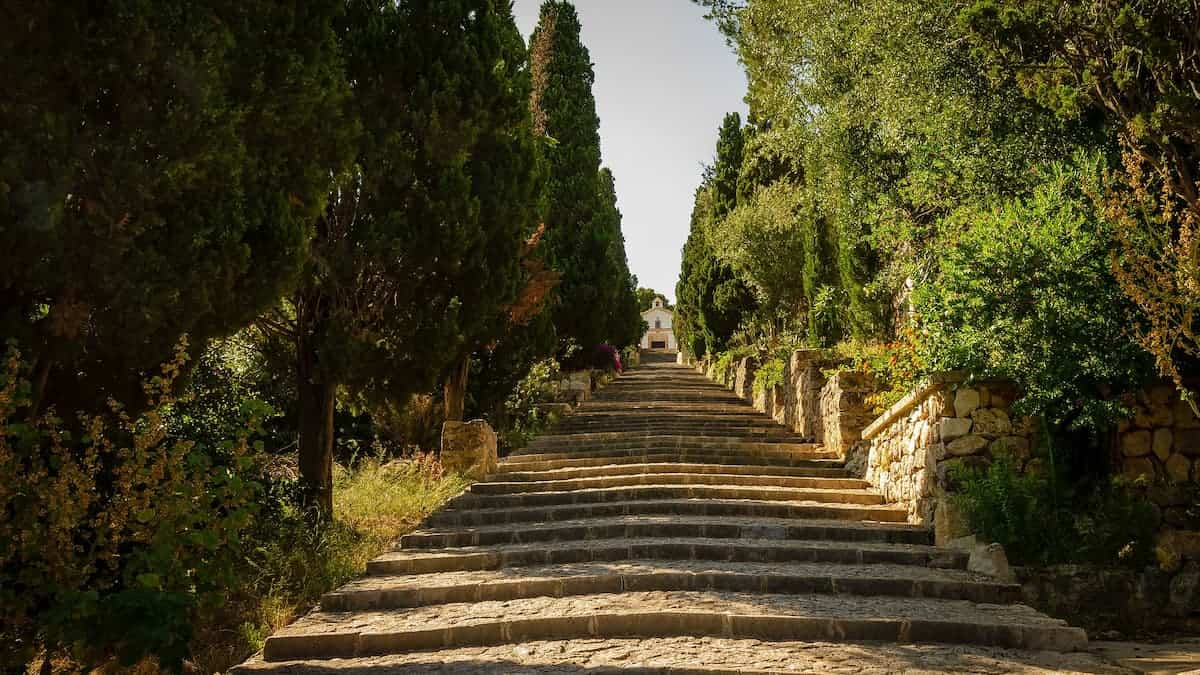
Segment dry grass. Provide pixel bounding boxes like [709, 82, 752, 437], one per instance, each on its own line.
[186, 454, 470, 674]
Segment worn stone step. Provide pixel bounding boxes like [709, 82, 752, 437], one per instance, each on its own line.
[234, 636, 1126, 674]
[522, 434, 816, 453]
[450, 484, 885, 510]
[262, 591, 1086, 661]
[323, 560, 1020, 612]
[424, 498, 909, 528]
[548, 424, 794, 437]
[400, 515, 931, 549]
[367, 537, 962, 575]
[579, 403, 765, 416]
[471, 473, 869, 495]
[494, 461, 852, 482]
[497, 453, 846, 474]
[510, 444, 835, 464]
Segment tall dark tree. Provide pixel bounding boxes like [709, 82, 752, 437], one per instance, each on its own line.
[0, 2, 354, 416]
[529, 1, 635, 359]
[595, 168, 644, 349]
[675, 114, 757, 357]
[264, 0, 542, 513]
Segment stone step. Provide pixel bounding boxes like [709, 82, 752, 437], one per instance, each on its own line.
[578, 403, 766, 416]
[400, 515, 931, 549]
[497, 453, 846, 474]
[494, 461, 852, 482]
[261, 591, 1086, 661]
[509, 444, 835, 464]
[448, 483, 886, 510]
[470, 472, 870, 495]
[367, 537, 961, 575]
[234, 636, 1125, 674]
[548, 423, 795, 436]
[322, 560, 1021, 612]
[522, 434, 815, 453]
[424, 498, 909, 528]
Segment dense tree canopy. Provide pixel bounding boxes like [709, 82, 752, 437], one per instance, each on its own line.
[0, 1, 355, 415]
[265, 0, 544, 512]
[529, 1, 640, 359]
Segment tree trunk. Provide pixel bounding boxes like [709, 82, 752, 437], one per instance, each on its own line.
[443, 354, 471, 422]
[297, 339, 336, 519]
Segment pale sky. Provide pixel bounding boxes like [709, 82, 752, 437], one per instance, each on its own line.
[512, 0, 749, 303]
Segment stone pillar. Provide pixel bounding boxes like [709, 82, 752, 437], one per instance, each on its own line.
[440, 420, 498, 479]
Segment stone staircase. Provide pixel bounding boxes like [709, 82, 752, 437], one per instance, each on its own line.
[235, 352, 1112, 673]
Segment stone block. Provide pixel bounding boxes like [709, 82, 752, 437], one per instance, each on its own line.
[1123, 456, 1156, 481]
[954, 388, 980, 418]
[968, 542, 1015, 583]
[1168, 562, 1200, 617]
[946, 434, 988, 456]
[1121, 430, 1152, 457]
[934, 500, 971, 546]
[1166, 453, 1192, 484]
[939, 417, 972, 442]
[1135, 403, 1173, 429]
[1173, 399, 1200, 429]
[970, 408, 1012, 437]
[1177, 428, 1200, 456]
[440, 420, 498, 479]
[990, 436, 1030, 461]
[1158, 530, 1200, 562]
[1153, 428, 1174, 461]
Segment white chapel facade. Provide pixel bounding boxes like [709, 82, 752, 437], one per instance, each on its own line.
[640, 296, 676, 351]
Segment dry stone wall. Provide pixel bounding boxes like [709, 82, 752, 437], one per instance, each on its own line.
[1118, 382, 1200, 486]
[858, 375, 1033, 526]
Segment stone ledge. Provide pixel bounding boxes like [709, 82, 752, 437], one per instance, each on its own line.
[861, 372, 968, 441]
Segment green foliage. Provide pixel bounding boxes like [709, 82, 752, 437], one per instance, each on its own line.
[0, 342, 268, 671]
[832, 332, 922, 412]
[530, 2, 641, 357]
[915, 159, 1152, 432]
[280, 0, 544, 509]
[0, 2, 355, 414]
[951, 456, 1157, 567]
[498, 358, 563, 452]
[752, 356, 786, 395]
[193, 453, 469, 673]
[675, 115, 759, 358]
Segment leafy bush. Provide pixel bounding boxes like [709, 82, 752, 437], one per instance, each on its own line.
[190, 452, 469, 673]
[915, 158, 1152, 433]
[832, 330, 922, 412]
[753, 357, 786, 395]
[0, 340, 268, 671]
[951, 456, 1157, 567]
[498, 358, 562, 453]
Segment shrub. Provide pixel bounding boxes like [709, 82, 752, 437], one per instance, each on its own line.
[753, 357, 786, 395]
[951, 456, 1157, 568]
[498, 358, 562, 453]
[0, 340, 268, 671]
[832, 329, 922, 412]
[915, 158, 1152, 433]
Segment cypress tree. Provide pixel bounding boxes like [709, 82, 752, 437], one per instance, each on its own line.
[0, 2, 354, 415]
[675, 114, 757, 357]
[596, 168, 644, 349]
[529, 1, 635, 359]
[284, 0, 542, 512]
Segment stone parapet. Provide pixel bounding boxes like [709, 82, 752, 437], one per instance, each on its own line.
[857, 375, 1032, 528]
[440, 419, 499, 479]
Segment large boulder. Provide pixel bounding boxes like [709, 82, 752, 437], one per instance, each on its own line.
[440, 420, 498, 479]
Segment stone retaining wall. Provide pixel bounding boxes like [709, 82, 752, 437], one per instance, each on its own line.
[1118, 381, 1200, 485]
[858, 375, 1033, 526]
[819, 371, 877, 461]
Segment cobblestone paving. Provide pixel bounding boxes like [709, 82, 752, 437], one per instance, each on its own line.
[237, 353, 1105, 672]
[238, 637, 1129, 673]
